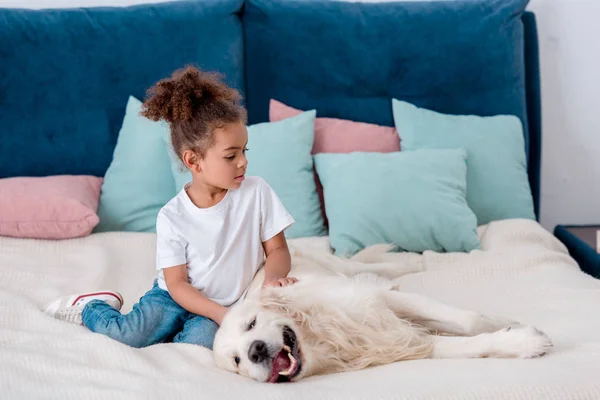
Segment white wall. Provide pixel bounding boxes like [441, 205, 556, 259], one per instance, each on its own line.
[2, 0, 598, 231]
[527, 0, 600, 231]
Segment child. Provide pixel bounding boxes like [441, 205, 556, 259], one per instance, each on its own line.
[44, 66, 297, 350]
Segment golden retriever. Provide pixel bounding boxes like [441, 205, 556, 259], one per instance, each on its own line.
[213, 244, 552, 383]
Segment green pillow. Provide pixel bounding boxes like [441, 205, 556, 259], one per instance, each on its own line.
[168, 110, 326, 239]
[95, 96, 175, 233]
[392, 99, 535, 226]
[314, 149, 481, 256]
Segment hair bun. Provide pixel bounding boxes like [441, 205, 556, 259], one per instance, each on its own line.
[140, 65, 241, 123]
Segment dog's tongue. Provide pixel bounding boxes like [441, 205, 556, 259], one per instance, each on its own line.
[268, 350, 291, 383]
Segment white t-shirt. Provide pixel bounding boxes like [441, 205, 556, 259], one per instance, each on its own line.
[155, 176, 295, 307]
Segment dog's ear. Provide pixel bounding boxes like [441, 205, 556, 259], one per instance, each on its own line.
[260, 290, 306, 326]
[259, 288, 286, 309]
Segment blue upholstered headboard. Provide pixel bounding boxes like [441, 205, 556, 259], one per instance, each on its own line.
[0, 0, 245, 180]
[523, 11, 543, 220]
[0, 0, 541, 218]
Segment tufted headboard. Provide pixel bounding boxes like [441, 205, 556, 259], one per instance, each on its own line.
[0, 0, 541, 218]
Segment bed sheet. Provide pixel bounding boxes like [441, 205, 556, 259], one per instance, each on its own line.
[1, 219, 599, 399]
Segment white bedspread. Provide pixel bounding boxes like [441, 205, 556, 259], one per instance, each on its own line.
[1, 219, 600, 399]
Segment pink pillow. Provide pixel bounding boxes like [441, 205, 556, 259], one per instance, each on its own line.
[0, 175, 103, 239]
[269, 99, 400, 154]
[270, 99, 400, 226]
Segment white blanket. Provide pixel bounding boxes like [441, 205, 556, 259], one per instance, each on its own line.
[1, 219, 600, 399]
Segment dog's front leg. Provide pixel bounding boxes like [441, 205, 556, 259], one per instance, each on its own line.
[383, 291, 518, 336]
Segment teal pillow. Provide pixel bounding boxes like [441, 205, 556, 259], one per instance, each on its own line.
[168, 110, 326, 239]
[95, 96, 175, 233]
[392, 99, 535, 226]
[314, 149, 481, 256]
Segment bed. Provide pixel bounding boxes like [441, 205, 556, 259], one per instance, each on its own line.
[2, 220, 600, 398]
[1, 0, 599, 398]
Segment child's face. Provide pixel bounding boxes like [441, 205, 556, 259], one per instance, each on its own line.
[195, 121, 249, 190]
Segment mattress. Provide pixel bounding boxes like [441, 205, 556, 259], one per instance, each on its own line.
[1, 219, 599, 399]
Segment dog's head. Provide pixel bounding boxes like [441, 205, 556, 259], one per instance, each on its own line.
[213, 300, 305, 383]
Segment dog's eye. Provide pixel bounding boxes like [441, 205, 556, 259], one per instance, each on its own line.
[234, 356, 240, 365]
[247, 318, 256, 331]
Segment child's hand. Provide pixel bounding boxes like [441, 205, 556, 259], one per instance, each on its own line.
[262, 277, 298, 289]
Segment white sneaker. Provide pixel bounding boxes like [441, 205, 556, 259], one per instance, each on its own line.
[44, 291, 124, 325]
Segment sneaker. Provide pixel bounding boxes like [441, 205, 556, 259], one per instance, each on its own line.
[44, 291, 124, 325]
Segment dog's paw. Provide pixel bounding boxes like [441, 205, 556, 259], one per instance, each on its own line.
[469, 314, 522, 335]
[491, 325, 553, 359]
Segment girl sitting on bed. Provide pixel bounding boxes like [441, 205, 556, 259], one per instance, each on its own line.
[44, 65, 298, 350]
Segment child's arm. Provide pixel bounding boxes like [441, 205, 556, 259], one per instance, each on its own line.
[261, 231, 297, 288]
[163, 264, 228, 325]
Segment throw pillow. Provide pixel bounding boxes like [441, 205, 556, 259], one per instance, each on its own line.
[314, 149, 481, 256]
[0, 175, 103, 239]
[95, 96, 175, 233]
[269, 99, 399, 154]
[392, 99, 535, 226]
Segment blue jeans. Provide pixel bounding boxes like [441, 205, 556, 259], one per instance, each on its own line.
[81, 281, 219, 349]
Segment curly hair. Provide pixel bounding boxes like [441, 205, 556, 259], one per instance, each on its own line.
[140, 65, 247, 160]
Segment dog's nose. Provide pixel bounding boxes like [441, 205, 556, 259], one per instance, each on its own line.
[248, 340, 269, 363]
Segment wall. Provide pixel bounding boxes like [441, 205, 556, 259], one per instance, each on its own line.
[526, 0, 599, 231]
[2, 0, 598, 231]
